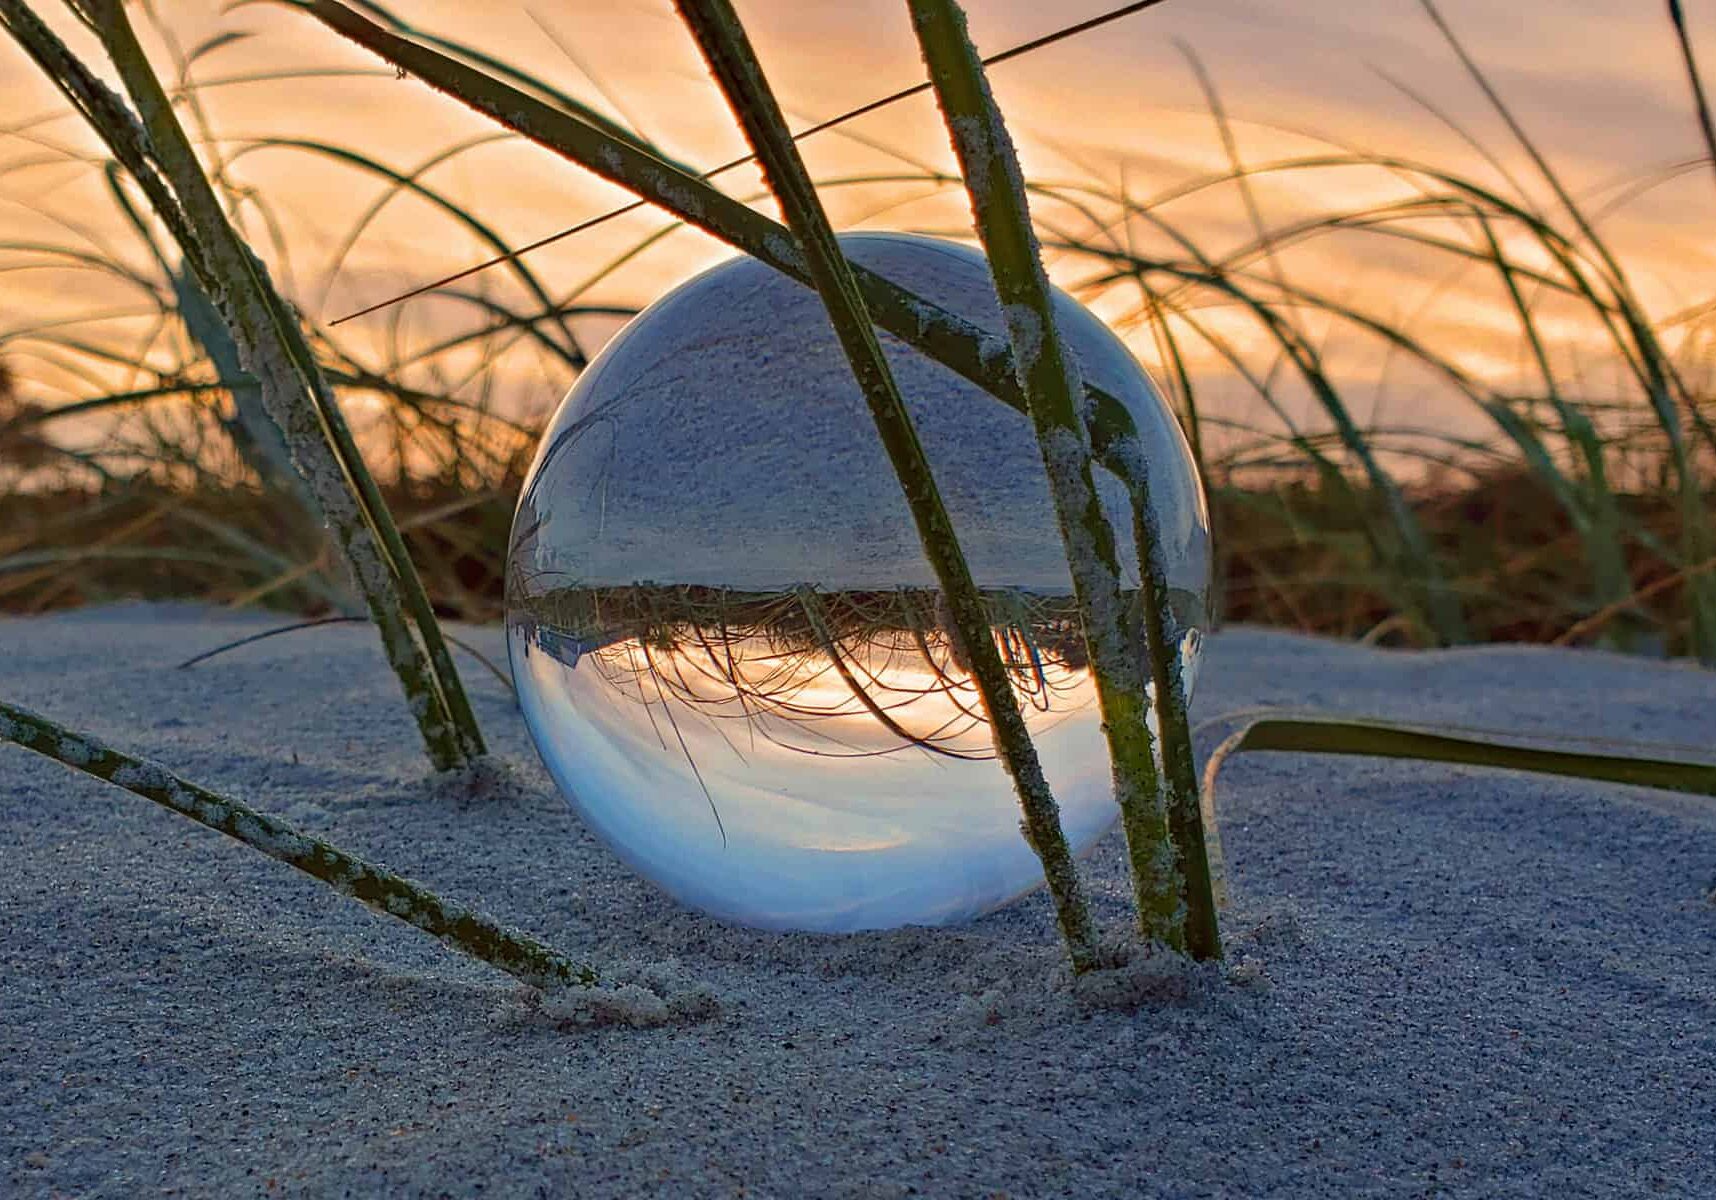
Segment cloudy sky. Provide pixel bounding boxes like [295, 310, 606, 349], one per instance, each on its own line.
[4, 1, 1713, 461]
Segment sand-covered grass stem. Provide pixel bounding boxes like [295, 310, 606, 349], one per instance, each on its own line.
[908, 0, 1217, 958]
[0, 696, 601, 995]
[672, 0, 1102, 972]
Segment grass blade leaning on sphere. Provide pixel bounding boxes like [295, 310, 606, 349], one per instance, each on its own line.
[321, 1, 1173, 329]
[908, 0, 1217, 957]
[292, 2, 1195, 616]
[672, 0, 1103, 971]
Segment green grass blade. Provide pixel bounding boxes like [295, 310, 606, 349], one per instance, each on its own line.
[1667, 0, 1716, 203]
[1200, 713, 1716, 907]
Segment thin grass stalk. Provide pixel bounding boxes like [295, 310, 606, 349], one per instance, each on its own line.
[672, 0, 1100, 971]
[1667, 0, 1716, 203]
[907, 0, 1215, 956]
[1122, 218, 1206, 480]
[1177, 41, 1291, 304]
[1471, 212, 1633, 635]
[0, 697, 596, 991]
[4, 0, 483, 767]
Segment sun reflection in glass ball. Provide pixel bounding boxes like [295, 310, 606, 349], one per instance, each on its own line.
[506, 233, 1209, 932]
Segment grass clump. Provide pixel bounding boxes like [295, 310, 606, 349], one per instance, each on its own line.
[4, 0, 1716, 988]
[7, 3, 1713, 658]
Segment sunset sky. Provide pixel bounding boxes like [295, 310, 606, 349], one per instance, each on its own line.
[4, 0, 1714, 466]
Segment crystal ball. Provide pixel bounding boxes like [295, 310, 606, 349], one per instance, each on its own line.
[507, 233, 1209, 932]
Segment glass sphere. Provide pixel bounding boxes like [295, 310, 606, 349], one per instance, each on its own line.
[507, 233, 1209, 932]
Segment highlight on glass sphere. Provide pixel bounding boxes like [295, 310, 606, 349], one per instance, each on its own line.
[506, 232, 1210, 933]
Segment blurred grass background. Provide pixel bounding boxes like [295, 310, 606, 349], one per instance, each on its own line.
[3, 0, 1714, 659]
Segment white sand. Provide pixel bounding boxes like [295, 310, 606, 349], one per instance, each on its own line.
[3, 604, 1712, 1197]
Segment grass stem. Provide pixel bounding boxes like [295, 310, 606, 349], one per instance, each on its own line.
[673, 0, 1102, 971]
[0, 697, 595, 992]
[2, 0, 487, 767]
[908, 0, 1217, 955]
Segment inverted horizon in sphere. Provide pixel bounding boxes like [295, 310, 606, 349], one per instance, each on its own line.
[507, 233, 1210, 932]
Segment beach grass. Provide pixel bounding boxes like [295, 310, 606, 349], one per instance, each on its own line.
[2, 0, 1714, 980]
[3, 3, 1709, 656]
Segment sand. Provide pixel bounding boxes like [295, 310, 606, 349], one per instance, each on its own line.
[2, 604, 1712, 1198]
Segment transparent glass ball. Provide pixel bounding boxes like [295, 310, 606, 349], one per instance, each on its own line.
[507, 233, 1209, 932]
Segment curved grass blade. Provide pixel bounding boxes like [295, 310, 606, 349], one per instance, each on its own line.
[226, 136, 584, 366]
[1206, 714, 1716, 798]
[1198, 712, 1716, 906]
[321, 0, 1171, 326]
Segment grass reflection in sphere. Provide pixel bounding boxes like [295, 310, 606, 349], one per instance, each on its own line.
[506, 233, 1210, 932]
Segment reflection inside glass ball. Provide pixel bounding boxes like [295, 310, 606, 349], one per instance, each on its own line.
[506, 233, 1209, 932]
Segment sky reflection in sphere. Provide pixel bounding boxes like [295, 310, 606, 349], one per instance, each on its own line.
[506, 233, 1209, 932]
